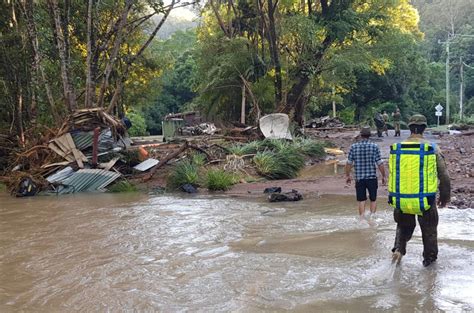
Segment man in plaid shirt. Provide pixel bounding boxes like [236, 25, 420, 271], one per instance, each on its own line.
[345, 126, 386, 217]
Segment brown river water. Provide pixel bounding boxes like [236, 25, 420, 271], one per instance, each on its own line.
[1, 192, 473, 312]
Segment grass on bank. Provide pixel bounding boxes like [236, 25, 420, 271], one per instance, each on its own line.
[108, 180, 138, 193]
[294, 138, 326, 157]
[204, 169, 236, 191]
[253, 147, 305, 179]
[229, 138, 327, 156]
[167, 160, 200, 190]
[227, 140, 262, 156]
[167, 138, 328, 190]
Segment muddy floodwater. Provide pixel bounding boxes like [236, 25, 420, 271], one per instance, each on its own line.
[1, 192, 473, 312]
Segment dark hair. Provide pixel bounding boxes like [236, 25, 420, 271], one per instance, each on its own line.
[409, 124, 426, 134]
[361, 133, 371, 138]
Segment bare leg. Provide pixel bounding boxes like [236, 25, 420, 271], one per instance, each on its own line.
[358, 201, 366, 217]
[369, 201, 377, 214]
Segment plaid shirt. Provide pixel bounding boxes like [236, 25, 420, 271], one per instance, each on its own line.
[347, 139, 383, 180]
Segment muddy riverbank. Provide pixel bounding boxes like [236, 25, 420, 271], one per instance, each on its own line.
[225, 129, 473, 209]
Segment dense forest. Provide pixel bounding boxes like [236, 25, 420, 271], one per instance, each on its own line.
[1, 0, 473, 139]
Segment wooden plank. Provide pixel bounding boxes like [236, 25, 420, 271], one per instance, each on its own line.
[54, 135, 71, 154]
[48, 142, 74, 162]
[41, 161, 70, 169]
[71, 148, 84, 168]
[99, 157, 119, 171]
[65, 133, 76, 150]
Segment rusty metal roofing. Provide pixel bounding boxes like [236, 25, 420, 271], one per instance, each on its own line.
[57, 169, 121, 194]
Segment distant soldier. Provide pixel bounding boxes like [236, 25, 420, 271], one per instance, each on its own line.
[392, 109, 401, 137]
[382, 111, 389, 136]
[374, 112, 385, 138]
[389, 114, 451, 267]
[345, 126, 386, 218]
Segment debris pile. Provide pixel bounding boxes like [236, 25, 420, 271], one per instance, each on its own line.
[1, 108, 132, 196]
[180, 123, 218, 136]
[1, 112, 333, 199]
[305, 116, 345, 129]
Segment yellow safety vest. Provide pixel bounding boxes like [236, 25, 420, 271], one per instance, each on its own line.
[388, 142, 438, 215]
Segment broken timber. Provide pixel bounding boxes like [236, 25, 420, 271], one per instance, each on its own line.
[143, 141, 189, 182]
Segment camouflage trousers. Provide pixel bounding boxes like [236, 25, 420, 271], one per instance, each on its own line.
[392, 205, 439, 264]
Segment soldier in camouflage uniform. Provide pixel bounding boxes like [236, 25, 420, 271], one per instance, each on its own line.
[391, 114, 451, 267]
[392, 109, 401, 137]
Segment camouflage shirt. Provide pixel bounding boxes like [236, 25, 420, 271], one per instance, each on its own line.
[393, 112, 401, 122]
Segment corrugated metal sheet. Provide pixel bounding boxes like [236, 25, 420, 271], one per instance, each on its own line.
[133, 158, 159, 171]
[71, 129, 121, 156]
[57, 169, 121, 194]
[98, 129, 115, 152]
[46, 166, 75, 183]
[71, 131, 93, 150]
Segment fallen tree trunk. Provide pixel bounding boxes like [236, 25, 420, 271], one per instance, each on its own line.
[143, 141, 188, 182]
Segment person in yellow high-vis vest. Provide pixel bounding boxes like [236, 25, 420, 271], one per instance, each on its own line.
[389, 114, 451, 267]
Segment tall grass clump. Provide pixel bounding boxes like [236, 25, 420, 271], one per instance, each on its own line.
[228, 141, 262, 156]
[191, 153, 206, 167]
[167, 160, 199, 190]
[294, 138, 326, 158]
[260, 138, 290, 152]
[253, 146, 305, 179]
[205, 169, 236, 191]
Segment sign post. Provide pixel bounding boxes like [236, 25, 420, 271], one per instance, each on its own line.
[435, 104, 444, 127]
[435, 111, 442, 127]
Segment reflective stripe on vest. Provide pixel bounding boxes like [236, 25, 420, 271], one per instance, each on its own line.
[388, 142, 438, 215]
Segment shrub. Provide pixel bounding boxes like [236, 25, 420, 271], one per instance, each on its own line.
[205, 169, 236, 191]
[127, 111, 148, 137]
[167, 160, 199, 190]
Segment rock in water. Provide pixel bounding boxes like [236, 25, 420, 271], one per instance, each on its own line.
[264, 186, 282, 194]
[268, 189, 302, 202]
[181, 184, 197, 193]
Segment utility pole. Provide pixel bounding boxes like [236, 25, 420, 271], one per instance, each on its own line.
[459, 56, 463, 121]
[445, 41, 450, 124]
[331, 70, 336, 118]
[439, 36, 452, 125]
[332, 86, 336, 118]
[439, 34, 474, 124]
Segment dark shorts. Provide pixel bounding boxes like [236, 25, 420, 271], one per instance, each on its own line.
[355, 179, 378, 202]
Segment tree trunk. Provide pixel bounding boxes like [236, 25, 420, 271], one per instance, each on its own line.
[241, 75, 261, 123]
[210, 0, 230, 38]
[257, 0, 266, 63]
[21, 0, 59, 122]
[286, 73, 310, 126]
[241, 83, 246, 124]
[48, 0, 76, 112]
[107, 0, 176, 113]
[267, 0, 282, 107]
[97, 0, 133, 108]
[15, 84, 25, 146]
[85, 0, 95, 107]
